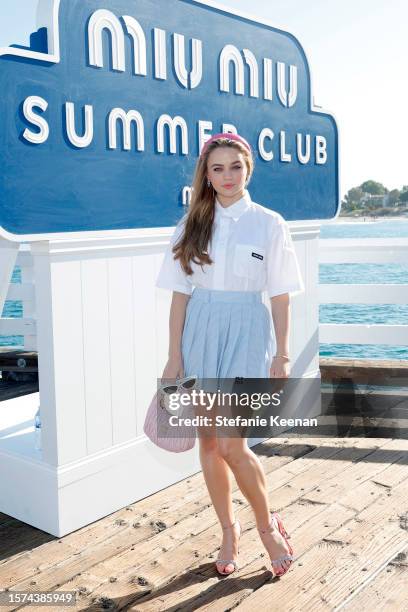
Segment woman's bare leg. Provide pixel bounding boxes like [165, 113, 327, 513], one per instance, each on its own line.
[198, 436, 234, 522]
[195, 398, 240, 574]
[217, 436, 292, 573]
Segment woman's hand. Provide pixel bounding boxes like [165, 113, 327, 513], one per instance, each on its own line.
[269, 357, 290, 379]
[161, 355, 184, 382]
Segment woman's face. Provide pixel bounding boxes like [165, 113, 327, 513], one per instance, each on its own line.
[206, 147, 248, 200]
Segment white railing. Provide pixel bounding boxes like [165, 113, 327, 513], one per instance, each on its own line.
[0, 244, 36, 351]
[318, 237, 408, 347]
[1, 237, 408, 354]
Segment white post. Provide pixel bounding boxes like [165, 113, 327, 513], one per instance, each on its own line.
[27, 233, 203, 535]
[20, 248, 37, 351]
[0, 237, 19, 317]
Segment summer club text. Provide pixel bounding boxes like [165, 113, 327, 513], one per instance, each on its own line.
[20, 8, 328, 166]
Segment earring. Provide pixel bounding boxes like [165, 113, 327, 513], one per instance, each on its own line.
[207, 179, 211, 187]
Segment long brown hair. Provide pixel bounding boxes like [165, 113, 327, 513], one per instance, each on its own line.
[173, 139, 254, 275]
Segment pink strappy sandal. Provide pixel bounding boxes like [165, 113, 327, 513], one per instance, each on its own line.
[215, 519, 241, 575]
[257, 512, 294, 578]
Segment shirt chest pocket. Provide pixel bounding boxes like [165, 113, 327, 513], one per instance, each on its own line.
[233, 243, 266, 280]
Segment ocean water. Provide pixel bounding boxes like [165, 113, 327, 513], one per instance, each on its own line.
[2, 218, 408, 360]
[319, 218, 408, 360]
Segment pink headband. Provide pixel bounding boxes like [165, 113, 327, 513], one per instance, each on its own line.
[200, 132, 252, 157]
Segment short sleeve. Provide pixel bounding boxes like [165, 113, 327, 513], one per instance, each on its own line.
[155, 216, 193, 296]
[266, 218, 305, 298]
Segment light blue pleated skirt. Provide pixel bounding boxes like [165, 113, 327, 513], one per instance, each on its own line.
[181, 287, 273, 390]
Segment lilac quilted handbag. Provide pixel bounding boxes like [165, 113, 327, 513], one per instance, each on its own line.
[143, 389, 196, 453]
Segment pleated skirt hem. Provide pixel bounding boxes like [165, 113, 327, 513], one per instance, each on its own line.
[181, 288, 273, 391]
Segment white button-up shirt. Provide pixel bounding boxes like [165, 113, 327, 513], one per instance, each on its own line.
[155, 189, 305, 298]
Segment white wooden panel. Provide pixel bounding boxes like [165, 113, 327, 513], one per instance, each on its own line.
[0, 345, 25, 352]
[290, 236, 307, 367]
[154, 252, 172, 380]
[319, 238, 408, 264]
[0, 450, 59, 536]
[16, 250, 33, 267]
[22, 264, 36, 347]
[21, 266, 36, 350]
[51, 259, 87, 463]
[21, 267, 34, 306]
[6, 283, 35, 301]
[32, 250, 58, 464]
[0, 392, 40, 459]
[319, 323, 408, 345]
[19, 265, 34, 282]
[319, 283, 408, 304]
[23, 334, 37, 351]
[294, 232, 319, 376]
[0, 255, 37, 349]
[81, 258, 112, 454]
[132, 252, 158, 435]
[0, 317, 36, 335]
[20, 299, 35, 316]
[0, 239, 19, 316]
[108, 256, 137, 444]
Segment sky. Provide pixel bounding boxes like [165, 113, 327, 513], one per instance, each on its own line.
[1, 0, 407, 200]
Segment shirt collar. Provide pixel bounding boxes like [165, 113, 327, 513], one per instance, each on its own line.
[214, 189, 252, 221]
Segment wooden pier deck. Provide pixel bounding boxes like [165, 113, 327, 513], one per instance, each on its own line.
[1, 435, 407, 611]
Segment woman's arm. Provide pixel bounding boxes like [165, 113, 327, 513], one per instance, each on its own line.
[270, 293, 290, 378]
[161, 291, 190, 380]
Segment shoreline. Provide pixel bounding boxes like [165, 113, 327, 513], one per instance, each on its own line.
[329, 215, 408, 223]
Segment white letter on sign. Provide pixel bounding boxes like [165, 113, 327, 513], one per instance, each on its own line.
[279, 130, 292, 162]
[122, 16, 147, 76]
[277, 62, 298, 107]
[258, 128, 274, 161]
[65, 103, 94, 148]
[315, 136, 327, 164]
[22, 96, 49, 144]
[198, 120, 213, 155]
[88, 9, 126, 72]
[219, 45, 245, 95]
[297, 133, 311, 164]
[108, 108, 145, 151]
[157, 115, 188, 154]
[173, 33, 203, 89]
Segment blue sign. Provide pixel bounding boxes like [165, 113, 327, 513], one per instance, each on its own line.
[0, 0, 339, 240]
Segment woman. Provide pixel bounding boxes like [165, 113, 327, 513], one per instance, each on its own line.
[155, 133, 305, 578]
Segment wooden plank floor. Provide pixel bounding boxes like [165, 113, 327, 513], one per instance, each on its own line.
[0, 436, 407, 611]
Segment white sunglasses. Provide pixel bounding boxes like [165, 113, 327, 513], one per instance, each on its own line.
[159, 375, 198, 413]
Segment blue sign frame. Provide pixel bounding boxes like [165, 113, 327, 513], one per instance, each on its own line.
[0, 0, 339, 240]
